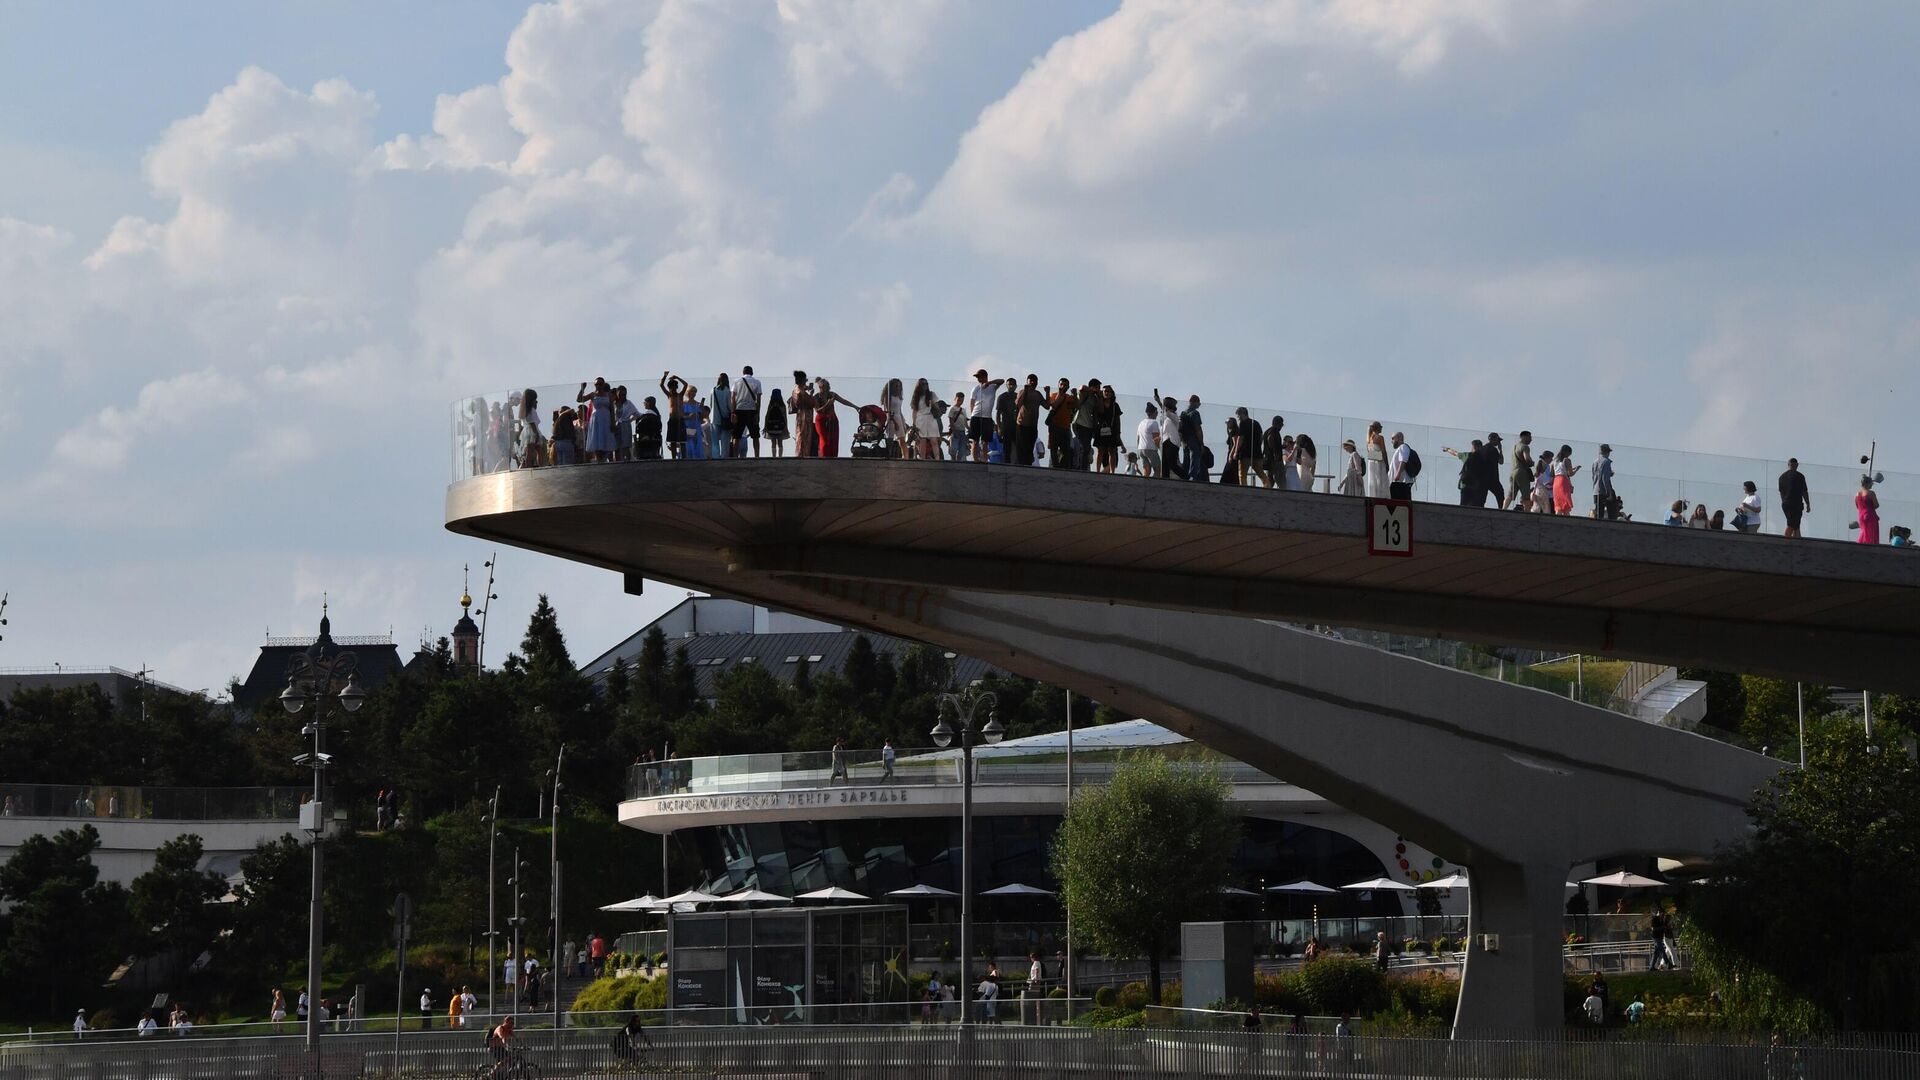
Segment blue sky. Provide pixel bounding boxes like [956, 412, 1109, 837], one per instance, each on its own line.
[2, 0, 1915, 693]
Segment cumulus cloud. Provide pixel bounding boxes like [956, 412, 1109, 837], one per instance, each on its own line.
[916, 0, 1585, 287]
[777, 0, 949, 114]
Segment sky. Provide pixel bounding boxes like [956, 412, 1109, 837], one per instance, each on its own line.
[2, 0, 1916, 694]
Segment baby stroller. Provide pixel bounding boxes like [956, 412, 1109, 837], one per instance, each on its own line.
[850, 404, 897, 458]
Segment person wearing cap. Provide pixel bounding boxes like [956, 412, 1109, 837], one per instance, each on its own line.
[73, 1009, 87, 1039]
[1339, 438, 1365, 497]
[1592, 444, 1619, 520]
[1507, 431, 1534, 510]
[420, 986, 435, 1029]
[1480, 433, 1506, 508]
[967, 370, 998, 463]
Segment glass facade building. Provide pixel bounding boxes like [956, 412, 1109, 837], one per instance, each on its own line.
[669, 906, 911, 1022]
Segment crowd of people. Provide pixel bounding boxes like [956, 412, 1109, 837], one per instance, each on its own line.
[463, 370, 1901, 544]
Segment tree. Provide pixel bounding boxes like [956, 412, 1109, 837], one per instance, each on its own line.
[1680, 667, 1747, 733]
[519, 594, 575, 680]
[129, 834, 227, 955]
[0, 826, 132, 1015]
[1686, 716, 1920, 1031]
[1050, 752, 1240, 1006]
[1739, 677, 1839, 759]
[224, 837, 310, 988]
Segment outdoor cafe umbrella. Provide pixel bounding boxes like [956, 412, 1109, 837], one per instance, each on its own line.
[652, 888, 723, 908]
[1580, 871, 1665, 889]
[1418, 873, 1471, 891]
[1267, 880, 1338, 895]
[886, 884, 960, 898]
[1218, 886, 1261, 898]
[598, 894, 660, 912]
[717, 888, 790, 904]
[980, 883, 1055, 897]
[1341, 877, 1418, 892]
[795, 886, 870, 902]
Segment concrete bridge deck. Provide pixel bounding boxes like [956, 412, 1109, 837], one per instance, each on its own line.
[447, 459, 1920, 692]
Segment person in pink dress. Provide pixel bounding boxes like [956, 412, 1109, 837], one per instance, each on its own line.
[1856, 476, 1881, 544]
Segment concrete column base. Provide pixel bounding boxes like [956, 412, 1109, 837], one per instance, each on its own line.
[1454, 859, 1568, 1033]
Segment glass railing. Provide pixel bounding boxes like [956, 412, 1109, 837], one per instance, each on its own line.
[624, 751, 1279, 802]
[0, 784, 303, 821]
[452, 377, 1915, 545]
[1312, 628, 1638, 715]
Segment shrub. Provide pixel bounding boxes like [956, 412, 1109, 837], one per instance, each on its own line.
[1093, 985, 1117, 1008]
[1254, 971, 1308, 1013]
[632, 976, 666, 1012]
[1299, 954, 1388, 1016]
[1076, 1006, 1144, 1028]
[1403, 937, 1429, 954]
[570, 975, 652, 1015]
[1117, 981, 1149, 1010]
[1388, 973, 1458, 1022]
[1048, 987, 1067, 999]
[1433, 937, 1458, 954]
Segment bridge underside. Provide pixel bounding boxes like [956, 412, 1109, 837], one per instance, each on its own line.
[448, 461, 1813, 1030]
[448, 460, 1920, 693]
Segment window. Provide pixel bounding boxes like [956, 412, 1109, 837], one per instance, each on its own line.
[807, 654, 824, 663]
[784, 655, 801, 664]
[739, 656, 757, 664]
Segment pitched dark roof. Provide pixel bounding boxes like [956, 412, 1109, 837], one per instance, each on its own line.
[232, 642, 406, 709]
[584, 629, 999, 698]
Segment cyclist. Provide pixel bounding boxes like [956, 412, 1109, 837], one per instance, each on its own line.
[485, 1015, 516, 1078]
[612, 1012, 654, 1063]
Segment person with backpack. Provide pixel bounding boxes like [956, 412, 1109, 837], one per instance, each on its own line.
[1390, 431, 1419, 500]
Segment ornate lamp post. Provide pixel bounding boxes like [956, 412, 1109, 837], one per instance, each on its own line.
[932, 688, 1002, 1026]
[279, 609, 367, 1053]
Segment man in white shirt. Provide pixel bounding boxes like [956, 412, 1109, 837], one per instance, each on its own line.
[1582, 991, 1604, 1025]
[733, 366, 763, 457]
[461, 986, 478, 1027]
[420, 987, 435, 1030]
[967, 369, 999, 462]
[1389, 432, 1414, 500]
[1136, 404, 1162, 478]
[1152, 390, 1183, 479]
[73, 1009, 87, 1038]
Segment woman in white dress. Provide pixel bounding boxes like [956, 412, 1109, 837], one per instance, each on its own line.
[881, 377, 909, 458]
[516, 388, 545, 467]
[1363, 421, 1390, 498]
[1533, 450, 1555, 513]
[1293, 433, 1317, 492]
[1339, 439, 1365, 496]
[910, 378, 943, 460]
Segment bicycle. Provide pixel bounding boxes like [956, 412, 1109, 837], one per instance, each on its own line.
[475, 1043, 542, 1080]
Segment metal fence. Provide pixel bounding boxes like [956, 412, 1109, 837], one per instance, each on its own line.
[10, 1022, 1920, 1079]
[0, 783, 303, 821]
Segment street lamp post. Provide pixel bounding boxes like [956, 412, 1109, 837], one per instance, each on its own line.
[508, 846, 527, 1019]
[932, 688, 1002, 1026]
[279, 616, 367, 1054]
[549, 744, 566, 1038]
[486, 786, 501, 1021]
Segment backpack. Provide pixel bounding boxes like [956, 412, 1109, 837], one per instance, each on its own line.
[1403, 447, 1422, 481]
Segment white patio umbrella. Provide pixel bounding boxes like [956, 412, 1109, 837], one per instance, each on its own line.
[717, 888, 790, 904]
[1418, 873, 1470, 891]
[886, 884, 960, 898]
[1267, 880, 1339, 895]
[1580, 870, 1665, 889]
[980, 883, 1055, 897]
[653, 888, 723, 907]
[1219, 886, 1262, 898]
[795, 886, 870, 902]
[1341, 877, 1419, 892]
[598, 894, 659, 912]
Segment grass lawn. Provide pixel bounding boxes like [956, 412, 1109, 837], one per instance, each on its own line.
[1532, 658, 1635, 697]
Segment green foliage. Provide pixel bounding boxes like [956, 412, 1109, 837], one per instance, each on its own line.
[1253, 971, 1307, 1013]
[1092, 985, 1116, 1008]
[0, 825, 133, 1016]
[1074, 1005, 1145, 1028]
[1297, 954, 1388, 1016]
[128, 834, 226, 954]
[1387, 973, 1457, 1023]
[1686, 717, 1920, 1031]
[570, 974, 662, 1015]
[1679, 668, 1747, 733]
[1738, 678, 1840, 759]
[1051, 753, 1238, 1007]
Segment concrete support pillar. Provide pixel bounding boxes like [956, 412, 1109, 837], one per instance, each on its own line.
[1454, 859, 1567, 1033]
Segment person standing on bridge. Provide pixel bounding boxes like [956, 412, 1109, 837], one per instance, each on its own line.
[1136, 402, 1162, 478]
[967, 369, 999, 462]
[1592, 444, 1619, 520]
[1180, 395, 1209, 481]
[830, 737, 849, 784]
[1014, 375, 1045, 467]
[1856, 475, 1881, 544]
[1340, 439, 1364, 496]
[1390, 431, 1416, 501]
[1508, 431, 1534, 510]
[1778, 458, 1811, 537]
[1733, 481, 1765, 533]
[789, 372, 815, 457]
[812, 378, 856, 458]
[1553, 445, 1581, 515]
[761, 388, 787, 458]
[1363, 422, 1389, 498]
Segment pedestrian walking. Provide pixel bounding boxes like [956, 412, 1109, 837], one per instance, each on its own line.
[1778, 458, 1811, 537]
[420, 987, 435, 1030]
[1592, 444, 1618, 520]
[881, 739, 896, 781]
[830, 737, 848, 783]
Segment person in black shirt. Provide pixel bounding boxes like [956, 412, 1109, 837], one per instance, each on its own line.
[1778, 458, 1811, 537]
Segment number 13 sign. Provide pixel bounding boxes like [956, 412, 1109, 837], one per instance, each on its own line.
[1366, 499, 1413, 556]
